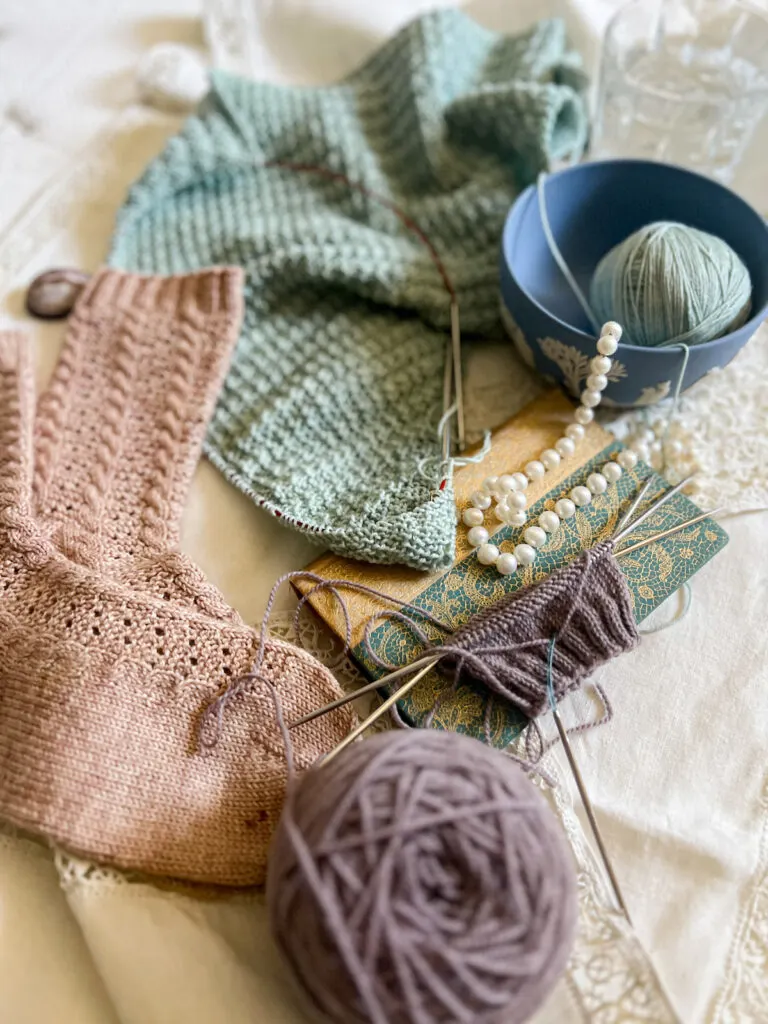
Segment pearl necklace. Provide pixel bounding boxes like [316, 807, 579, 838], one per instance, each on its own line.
[462, 321, 637, 576]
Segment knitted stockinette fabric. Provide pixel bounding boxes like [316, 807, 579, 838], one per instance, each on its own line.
[0, 271, 353, 887]
[109, 10, 588, 570]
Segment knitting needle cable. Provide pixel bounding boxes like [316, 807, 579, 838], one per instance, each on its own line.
[440, 335, 454, 464]
[262, 160, 465, 466]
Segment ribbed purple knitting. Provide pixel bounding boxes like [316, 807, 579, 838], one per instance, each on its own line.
[442, 541, 639, 717]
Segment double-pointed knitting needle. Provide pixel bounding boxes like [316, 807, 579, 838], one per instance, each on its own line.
[321, 659, 438, 765]
[289, 654, 439, 730]
[291, 498, 719, 732]
[613, 475, 694, 544]
[613, 475, 656, 537]
[551, 707, 631, 920]
[615, 507, 722, 557]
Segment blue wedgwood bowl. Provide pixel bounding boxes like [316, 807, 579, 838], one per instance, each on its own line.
[499, 159, 768, 407]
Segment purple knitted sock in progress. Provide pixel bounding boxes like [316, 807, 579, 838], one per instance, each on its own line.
[442, 541, 639, 717]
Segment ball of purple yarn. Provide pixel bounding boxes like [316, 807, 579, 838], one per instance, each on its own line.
[267, 728, 578, 1024]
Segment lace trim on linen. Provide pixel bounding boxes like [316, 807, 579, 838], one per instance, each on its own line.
[542, 753, 679, 1022]
[709, 775, 768, 1022]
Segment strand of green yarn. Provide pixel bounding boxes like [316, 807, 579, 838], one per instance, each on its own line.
[590, 221, 752, 348]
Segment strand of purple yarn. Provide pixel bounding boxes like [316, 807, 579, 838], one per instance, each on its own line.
[199, 542, 627, 754]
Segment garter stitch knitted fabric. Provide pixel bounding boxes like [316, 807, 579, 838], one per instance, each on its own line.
[109, 9, 588, 570]
[0, 271, 353, 887]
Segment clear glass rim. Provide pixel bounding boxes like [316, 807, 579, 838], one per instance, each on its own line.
[603, 0, 768, 100]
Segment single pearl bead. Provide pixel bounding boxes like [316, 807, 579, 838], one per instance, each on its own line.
[574, 406, 594, 426]
[470, 490, 491, 510]
[495, 503, 510, 523]
[525, 460, 545, 481]
[511, 472, 529, 491]
[632, 443, 650, 463]
[463, 507, 485, 527]
[524, 525, 547, 548]
[538, 510, 560, 533]
[602, 461, 622, 483]
[554, 436, 575, 458]
[570, 485, 592, 507]
[482, 476, 500, 496]
[580, 388, 602, 409]
[591, 354, 612, 375]
[467, 526, 489, 547]
[507, 509, 527, 528]
[477, 542, 500, 565]
[565, 422, 585, 442]
[540, 448, 561, 470]
[497, 474, 518, 493]
[597, 334, 618, 356]
[514, 543, 537, 566]
[617, 449, 638, 470]
[507, 490, 527, 511]
[586, 373, 608, 391]
[600, 320, 622, 342]
[587, 472, 608, 495]
[496, 552, 518, 575]
[555, 497, 576, 519]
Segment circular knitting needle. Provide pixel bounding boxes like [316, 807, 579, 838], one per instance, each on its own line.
[322, 661, 437, 765]
[450, 299, 466, 452]
[440, 335, 454, 463]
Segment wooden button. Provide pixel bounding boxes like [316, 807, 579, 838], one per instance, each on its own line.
[26, 268, 90, 319]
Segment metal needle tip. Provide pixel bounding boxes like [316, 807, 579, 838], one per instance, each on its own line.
[321, 659, 437, 765]
[613, 475, 655, 537]
[615, 507, 722, 557]
[552, 707, 631, 922]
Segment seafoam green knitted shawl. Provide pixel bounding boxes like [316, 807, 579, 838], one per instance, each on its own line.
[109, 9, 587, 570]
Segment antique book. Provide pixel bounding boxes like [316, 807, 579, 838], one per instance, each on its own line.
[295, 391, 728, 746]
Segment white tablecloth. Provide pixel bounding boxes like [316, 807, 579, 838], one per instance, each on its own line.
[1, 1, 767, 1021]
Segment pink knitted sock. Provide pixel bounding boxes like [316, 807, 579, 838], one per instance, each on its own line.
[33, 268, 240, 617]
[0, 317, 352, 886]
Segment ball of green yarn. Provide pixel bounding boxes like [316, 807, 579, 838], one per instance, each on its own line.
[590, 221, 752, 347]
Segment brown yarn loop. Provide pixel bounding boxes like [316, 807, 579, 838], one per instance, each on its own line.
[267, 728, 578, 1024]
